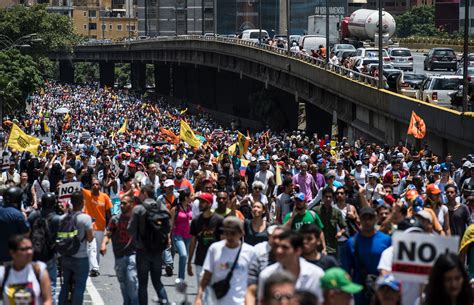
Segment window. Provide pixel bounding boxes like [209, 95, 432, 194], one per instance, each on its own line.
[89, 23, 97, 30]
[83, 11, 87, 17]
[83, 24, 87, 30]
[117, 24, 122, 31]
[131, 25, 135, 31]
[89, 10, 96, 18]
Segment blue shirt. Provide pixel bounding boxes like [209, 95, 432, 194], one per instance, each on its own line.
[342, 231, 391, 305]
[0, 207, 30, 263]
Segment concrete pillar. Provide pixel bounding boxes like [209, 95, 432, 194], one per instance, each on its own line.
[59, 61, 74, 84]
[99, 62, 115, 88]
[384, 117, 396, 146]
[173, 65, 188, 99]
[131, 62, 146, 92]
[154, 64, 171, 96]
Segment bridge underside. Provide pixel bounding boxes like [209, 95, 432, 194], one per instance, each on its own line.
[53, 40, 474, 158]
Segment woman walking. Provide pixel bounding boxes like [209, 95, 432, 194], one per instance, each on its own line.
[170, 189, 193, 279]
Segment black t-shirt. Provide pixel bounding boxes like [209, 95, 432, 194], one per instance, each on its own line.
[306, 254, 339, 271]
[243, 219, 268, 246]
[189, 213, 224, 266]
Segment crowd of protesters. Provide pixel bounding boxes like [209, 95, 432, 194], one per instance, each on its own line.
[0, 82, 473, 305]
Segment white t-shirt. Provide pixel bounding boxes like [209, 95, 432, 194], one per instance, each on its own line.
[203, 240, 256, 305]
[257, 257, 324, 304]
[0, 262, 47, 305]
[254, 171, 274, 194]
[436, 205, 449, 229]
[352, 168, 367, 186]
[377, 246, 422, 305]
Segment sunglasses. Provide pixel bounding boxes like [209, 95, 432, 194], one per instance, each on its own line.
[254, 187, 263, 190]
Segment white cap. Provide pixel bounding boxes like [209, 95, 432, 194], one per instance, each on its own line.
[163, 179, 175, 188]
[355, 160, 363, 166]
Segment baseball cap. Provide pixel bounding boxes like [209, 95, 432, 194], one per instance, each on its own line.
[294, 192, 305, 201]
[463, 161, 472, 168]
[258, 156, 268, 163]
[426, 184, 441, 195]
[359, 207, 376, 217]
[66, 168, 76, 175]
[355, 160, 363, 166]
[368, 172, 378, 178]
[405, 189, 419, 201]
[320, 267, 363, 294]
[416, 210, 433, 223]
[376, 274, 402, 292]
[433, 164, 441, 173]
[163, 179, 175, 188]
[198, 192, 213, 204]
[222, 216, 244, 232]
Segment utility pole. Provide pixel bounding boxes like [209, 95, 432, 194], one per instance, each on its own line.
[463, 0, 470, 112]
[286, 0, 290, 53]
[325, 0, 329, 65]
[377, 0, 383, 89]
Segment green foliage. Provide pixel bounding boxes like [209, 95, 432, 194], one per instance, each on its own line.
[0, 49, 43, 114]
[115, 64, 131, 88]
[396, 6, 440, 38]
[146, 64, 155, 87]
[0, 4, 81, 53]
[75, 63, 99, 84]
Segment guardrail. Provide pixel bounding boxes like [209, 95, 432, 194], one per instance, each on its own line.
[80, 35, 381, 89]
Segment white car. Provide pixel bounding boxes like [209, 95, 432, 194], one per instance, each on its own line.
[417, 75, 463, 107]
[388, 47, 414, 71]
[355, 48, 391, 62]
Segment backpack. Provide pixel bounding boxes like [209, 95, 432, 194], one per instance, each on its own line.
[141, 201, 170, 253]
[56, 212, 83, 256]
[31, 215, 56, 262]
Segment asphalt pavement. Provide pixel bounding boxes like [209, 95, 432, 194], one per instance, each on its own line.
[412, 52, 456, 76]
[88, 244, 198, 305]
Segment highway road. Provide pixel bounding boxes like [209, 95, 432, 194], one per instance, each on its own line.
[412, 52, 456, 76]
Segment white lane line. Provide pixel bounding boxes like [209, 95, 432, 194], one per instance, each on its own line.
[86, 278, 105, 305]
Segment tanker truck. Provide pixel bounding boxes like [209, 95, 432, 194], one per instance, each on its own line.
[339, 9, 396, 48]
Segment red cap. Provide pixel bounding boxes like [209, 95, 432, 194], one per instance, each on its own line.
[426, 184, 441, 195]
[198, 192, 213, 204]
[384, 194, 395, 205]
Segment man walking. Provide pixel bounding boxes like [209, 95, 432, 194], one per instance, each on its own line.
[101, 194, 138, 305]
[82, 178, 112, 277]
[128, 185, 170, 305]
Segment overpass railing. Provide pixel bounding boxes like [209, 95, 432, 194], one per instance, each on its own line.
[119, 35, 381, 89]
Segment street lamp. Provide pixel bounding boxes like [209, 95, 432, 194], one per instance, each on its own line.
[0, 33, 42, 51]
[377, 0, 383, 89]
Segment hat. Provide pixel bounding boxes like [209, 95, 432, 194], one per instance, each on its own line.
[163, 179, 175, 188]
[405, 189, 419, 201]
[337, 159, 343, 164]
[66, 168, 76, 175]
[359, 207, 376, 217]
[250, 156, 257, 162]
[128, 162, 137, 168]
[426, 184, 441, 195]
[320, 267, 363, 294]
[327, 170, 336, 178]
[218, 174, 227, 180]
[396, 152, 404, 158]
[416, 210, 433, 223]
[376, 274, 402, 292]
[258, 156, 268, 163]
[198, 192, 213, 204]
[222, 216, 244, 232]
[433, 165, 441, 173]
[355, 160, 363, 166]
[368, 172, 378, 178]
[272, 155, 279, 161]
[463, 161, 472, 168]
[294, 192, 305, 201]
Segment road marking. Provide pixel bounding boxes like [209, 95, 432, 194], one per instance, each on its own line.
[86, 278, 105, 305]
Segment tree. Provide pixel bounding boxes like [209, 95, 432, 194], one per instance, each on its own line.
[75, 63, 99, 84]
[0, 49, 43, 114]
[396, 6, 441, 38]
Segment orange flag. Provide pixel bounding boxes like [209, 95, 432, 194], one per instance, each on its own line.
[160, 127, 180, 144]
[407, 111, 426, 139]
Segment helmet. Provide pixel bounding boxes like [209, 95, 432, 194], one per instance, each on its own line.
[41, 192, 57, 210]
[3, 186, 23, 209]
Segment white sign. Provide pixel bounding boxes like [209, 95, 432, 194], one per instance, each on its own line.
[392, 232, 459, 283]
[111, 159, 121, 176]
[0, 151, 10, 171]
[58, 182, 82, 205]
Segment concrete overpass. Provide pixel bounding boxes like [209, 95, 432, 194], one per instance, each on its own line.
[51, 36, 474, 157]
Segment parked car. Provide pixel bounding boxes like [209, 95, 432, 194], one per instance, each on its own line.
[388, 47, 413, 71]
[298, 35, 326, 52]
[241, 29, 269, 43]
[417, 75, 463, 107]
[331, 44, 356, 53]
[423, 48, 457, 71]
[399, 73, 427, 98]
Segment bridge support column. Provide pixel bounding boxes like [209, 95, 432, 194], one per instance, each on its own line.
[154, 64, 171, 96]
[59, 61, 74, 84]
[173, 65, 188, 99]
[131, 62, 146, 92]
[384, 117, 396, 146]
[99, 62, 115, 88]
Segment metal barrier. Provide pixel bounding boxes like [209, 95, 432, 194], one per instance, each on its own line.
[90, 35, 381, 89]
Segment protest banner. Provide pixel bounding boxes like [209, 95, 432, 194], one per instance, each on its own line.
[58, 182, 82, 206]
[392, 231, 459, 283]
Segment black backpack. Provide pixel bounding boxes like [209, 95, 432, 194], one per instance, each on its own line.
[141, 201, 170, 253]
[31, 215, 56, 262]
[56, 212, 82, 256]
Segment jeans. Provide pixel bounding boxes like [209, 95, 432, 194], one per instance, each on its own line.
[337, 241, 347, 265]
[173, 235, 191, 279]
[115, 254, 139, 305]
[58, 256, 89, 305]
[46, 258, 58, 305]
[162, 247, 173, 268]
[88, 230, 105, 272]
[136, 250, 168, 305]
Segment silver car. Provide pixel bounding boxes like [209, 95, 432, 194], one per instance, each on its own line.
[388, 48, 413, 71]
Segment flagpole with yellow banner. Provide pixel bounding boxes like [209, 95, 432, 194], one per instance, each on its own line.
[7, 123, 41, 155]
[117, 118, 128, 134]
[180, 120, 201, 148]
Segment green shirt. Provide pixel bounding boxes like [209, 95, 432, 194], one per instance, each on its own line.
[283, 210, 324, 231]
[313, 205, 347, 255]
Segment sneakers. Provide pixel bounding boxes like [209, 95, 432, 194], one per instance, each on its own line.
[89, 269, 100, 277]
[165, 265, 173, 277]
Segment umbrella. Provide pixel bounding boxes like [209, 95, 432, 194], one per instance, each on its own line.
[54, 107, 70, 114]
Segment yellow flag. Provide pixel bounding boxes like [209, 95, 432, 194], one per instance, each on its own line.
[7, 123, 41, 155]
[44, 121, 50, 133]
[180, 120, 201, 148]
[180, 108, 188, 115]
[237, 131, 249, 157]
[228, 143, 237, 156]
[117, 118, 127, 134]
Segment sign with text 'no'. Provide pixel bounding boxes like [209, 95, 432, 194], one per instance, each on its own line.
[392, 232, 459, 283]
[58, 182, 82, 206]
